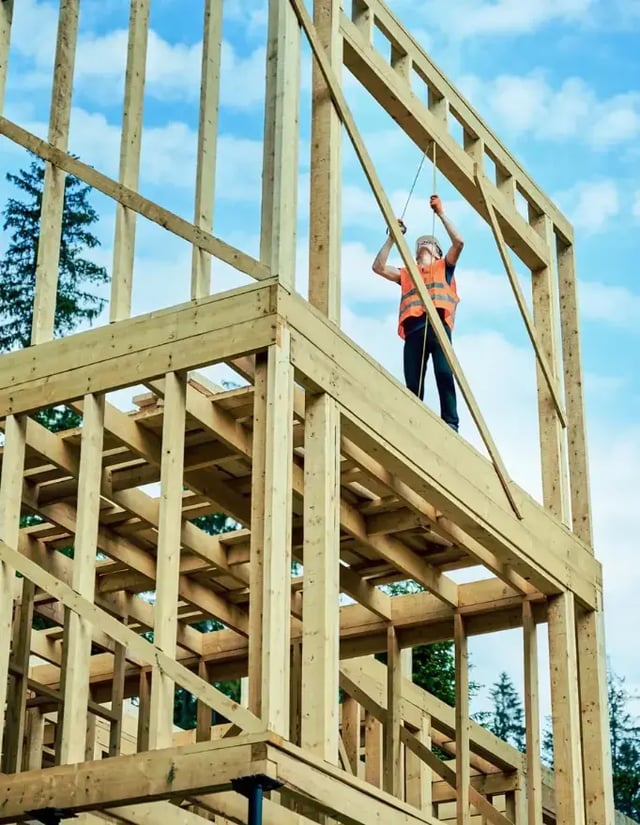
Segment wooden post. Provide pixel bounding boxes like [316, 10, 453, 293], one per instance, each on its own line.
[351, 0, 374, 44]
[249, 331, 294, 736]
[365, 712, 383, 788]
[384, 625, 403, 796]
[110, 0, 150, 322]
[556, 238, 592, 544]
[403, 648, 431, 813]
[455, 613, 470, 825]
[301, 392, 340, 762]
[59, 393, 105, 764]
[31, 0, 80, 345]
[309, 0, 342, 321]
[260, 0, 300, 286]
[191, 0, 222, 299]
[342, 696, 361, 776]
[137, 669, 151, 752]
[3, 578, 35, 772]
[576, 600, 615, 825]
[196, 660, 212, 742]
[547, 592, 585, 825]
[148, 372, 186, 749]
[290, 640, 303, 747]
[0, 0, 14, 111]
[530, 211, 568, 522]
[108, 636, 127, 757]
[523, 600, 542, 825]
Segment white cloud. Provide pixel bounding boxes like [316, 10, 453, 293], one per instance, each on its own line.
[455, 0, 594, 37]
[554, 179, 619, 233]
[579, 280, 640, 331]
[458, 71, 640, 150]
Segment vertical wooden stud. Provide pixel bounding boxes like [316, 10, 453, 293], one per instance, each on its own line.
[108, 637, 127, 756]
[523, 600, 543, 825]
[301, 391, 340, 763]
[137, 669, 151, 752]
[0, 0, 14, 111]
[548, 592, 586, 825]
[58, 393, 105, 764]
[342, 696, 361, 776]
[249, 331, 294, 736]
[260, 0, 300, 286]
[191, 0, 222, 299]
[309, 0, 342, 321]
[365, 712, 383, 788]
[455, 613, 470, 825]
[384, 625, 403, 796]
[530, 212, 569, 522]
[3, 579, 35, 772]
[31, 0, 80, 344]
[110, 0, 150, 322]
[148, 371, 186, 749]
[196, 660, 212, 742]
[351, 0, 374, 44]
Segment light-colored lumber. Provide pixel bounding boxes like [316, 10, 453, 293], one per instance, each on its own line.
[0, 117, 270, 285]
[547, 592, 586, 825]
[191, 0, 223, 299]
[58, 393, 105, 764]
[109, 635, 128, 756]
[474, 171, 566, 426]
[341, 696, 361, 775]
[30, 0, 79, 345]
[556, 238, 593, 544]
[309, 0, 342, 320]
[148, 372, 186, 749]
[260, 0, 300, 285]
[110, 0, 150, 322]
[455, 613, 471, 825]
[249, 329, 294, 735]
[0, 735, 271, 820]
[576, 601, 615, 825]
[529, 211, 569, 521]
[0, 0, 13, 111]
[301, 391, 340, 762]
[384, 625, 403, 796]
[288, 0, 521, 518]
[0, 414, 26, 765]
[3, 578, 35, 772]
[523, 600, 543, 825]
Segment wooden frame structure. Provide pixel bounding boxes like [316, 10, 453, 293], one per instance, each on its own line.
[0, 0, 615, 824]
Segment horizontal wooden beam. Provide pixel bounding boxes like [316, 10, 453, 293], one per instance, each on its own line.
[0, 116, 270, 283]
[0, 281, 279, 417]
[0, 735, 271, 821]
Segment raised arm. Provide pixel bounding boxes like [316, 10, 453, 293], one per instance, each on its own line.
[430, 195, 464, 266]
[371, 218, 405, 283]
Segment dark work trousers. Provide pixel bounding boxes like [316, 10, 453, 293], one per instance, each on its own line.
[403, 321, 459, 432]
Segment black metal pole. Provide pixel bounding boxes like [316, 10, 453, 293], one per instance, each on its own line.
[247, 781, 263, 825]
[231, 774, 283, 825]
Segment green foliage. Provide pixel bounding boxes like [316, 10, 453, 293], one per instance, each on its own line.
[609, 671, 640, 820]
[0, 154, 108, 352]
[475, 671, 525, 752]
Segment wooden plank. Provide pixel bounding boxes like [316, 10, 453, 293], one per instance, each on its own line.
[455, 614, 471, 825]
[301, 392, 340, 762]
[0, 537, 264, 733]
[556, 239, 592, 545]
[576, 602, 615, 825]
[0, 414, 26, 765]
[0, 0, 13, 111]
[529, 211, 568, 521]
[30, 0, 79, 344]
[191, 0, 222, 299]
[110, 0, 150, 321]
[474, 171, 566, 426]
[261, 0, 300, 284]
[365, 711, 383, 787]
[3, 579, 35, 772]
[148, 372, 186, 748]
[58, 393, 105, 764]
[309, 0, 342, 320]
[522, 600, 543, 825]
[249, 330, 294, 735]
[109, 635, 128, 756]
[0, 117, 270, 283]
[547, 592, 585, 825]
[341, 696, 361, 775]
[384, 626, 403, 796]
[284, 297, 598, 607]
[288, 0, 521, 518]
[0, 736, 271, 821]
[340, 0, 573, 245]
[0, 283, 278, 416]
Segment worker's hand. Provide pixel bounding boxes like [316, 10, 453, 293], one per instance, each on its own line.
[386, 218, 407, 235]
[430, 195, 444, 216]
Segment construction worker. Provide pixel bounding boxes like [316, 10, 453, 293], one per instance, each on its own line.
[371, 195, 464, 431]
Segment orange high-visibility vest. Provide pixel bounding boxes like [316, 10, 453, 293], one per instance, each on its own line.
[398, 259, 459, 339]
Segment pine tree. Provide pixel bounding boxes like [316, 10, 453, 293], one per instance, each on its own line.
[478, 671, 526, 752]
[0, 154, 108, 351]
[609, 671, 640, 820]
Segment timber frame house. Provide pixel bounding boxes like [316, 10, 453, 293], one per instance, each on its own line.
[0, 0, 615, 824]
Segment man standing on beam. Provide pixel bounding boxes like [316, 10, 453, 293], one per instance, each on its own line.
[372, 194, 464, 432]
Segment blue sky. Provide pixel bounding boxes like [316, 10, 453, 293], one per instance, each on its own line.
[2, 0, 639, 725]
